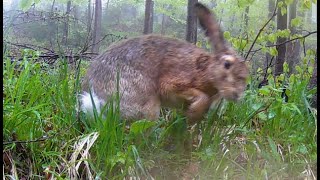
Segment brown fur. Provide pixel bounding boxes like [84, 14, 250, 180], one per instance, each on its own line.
[81, 3, 249, 124]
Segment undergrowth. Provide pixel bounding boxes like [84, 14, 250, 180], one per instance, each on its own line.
[3, 50, 317, 179]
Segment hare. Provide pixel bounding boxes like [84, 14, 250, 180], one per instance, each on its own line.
[80, 3, 249, 124]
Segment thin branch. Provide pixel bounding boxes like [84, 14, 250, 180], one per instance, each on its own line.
[267, 31, 317, 47]
[83, 33, 127, 53]
[245, 0, 278, 60]
[248, 30, 317, 55]
[4, 40, 54, 52]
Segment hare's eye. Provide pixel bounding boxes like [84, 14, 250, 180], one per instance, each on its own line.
[224, 61, 231, 69]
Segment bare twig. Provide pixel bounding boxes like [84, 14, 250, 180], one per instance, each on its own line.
[81, 33, 127, 54]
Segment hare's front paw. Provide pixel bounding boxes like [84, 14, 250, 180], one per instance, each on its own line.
[179, 89, 211, 125]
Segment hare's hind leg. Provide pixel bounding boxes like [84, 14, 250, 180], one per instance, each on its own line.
[118, 72, 161, 121]
[142, 95, 161, 120]
[119, 92, 160, 121]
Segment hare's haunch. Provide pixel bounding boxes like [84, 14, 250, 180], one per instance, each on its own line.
[81, 3, 249, 124]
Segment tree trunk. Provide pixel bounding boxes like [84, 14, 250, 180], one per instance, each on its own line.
[73, 5, 79, 25]
[63, 0, 71, 46]
[186, 0, 198, 44]
[274, 0, 287, 76]
[244, 6, 249, 31]
[264, 0, 275, 76]
[49, 0, 56, 50]
[286, 0, 300, 74]
[160, 5, 167, 35]
[87, 0, 92, 33]
[143, 0, 154, 34]
[92, 0, 102, 53]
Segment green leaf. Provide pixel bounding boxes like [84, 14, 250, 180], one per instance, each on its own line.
[269, 47, 278, 56]
[302, 57, 308, 64]
[267, 111, 276, 119]
[252, 103, 263, 111]
[303, 0, 312, 9]
[310, 57, 315, 65]
[289, 74, 295, 83]
[281, 7, 287, 16]
[224, 31, 231, 40]
[283, 62, 289, 73]
[307, 87, 317, 95]
[268, 34, 277, 43]
[277, 74, 284, 81]
[259, 87, 270, 95]
[130, 120, 156, 135]
[256, 67, 263, 73]
[258, 112, 267, 120]
[283, 29, 291, 37]
[291, 17, 302, 27]
[261, 46, 267, 53]
[308, 66, 314, 74]
[295, 65, 303, 74]
[239, 39, 247, 50]
[306, 49, 315, 56]
[232, 39, 240, 49]
[270, 87, 284, 92]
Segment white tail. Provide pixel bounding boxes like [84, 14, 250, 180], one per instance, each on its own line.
[80, 90, 105, 116]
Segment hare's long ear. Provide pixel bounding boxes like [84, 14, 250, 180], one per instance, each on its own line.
[194, 3, 228, 52]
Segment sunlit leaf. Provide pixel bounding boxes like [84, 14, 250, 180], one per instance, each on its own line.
[269, 47, 278, 56]
[303, 0, 312, 9]
[291, 17, 302, 27]
[268, 34, 277, 43]
[281, 7, 287, 16]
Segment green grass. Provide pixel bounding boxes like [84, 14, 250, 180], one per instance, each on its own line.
[3, 50, 317, 179]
